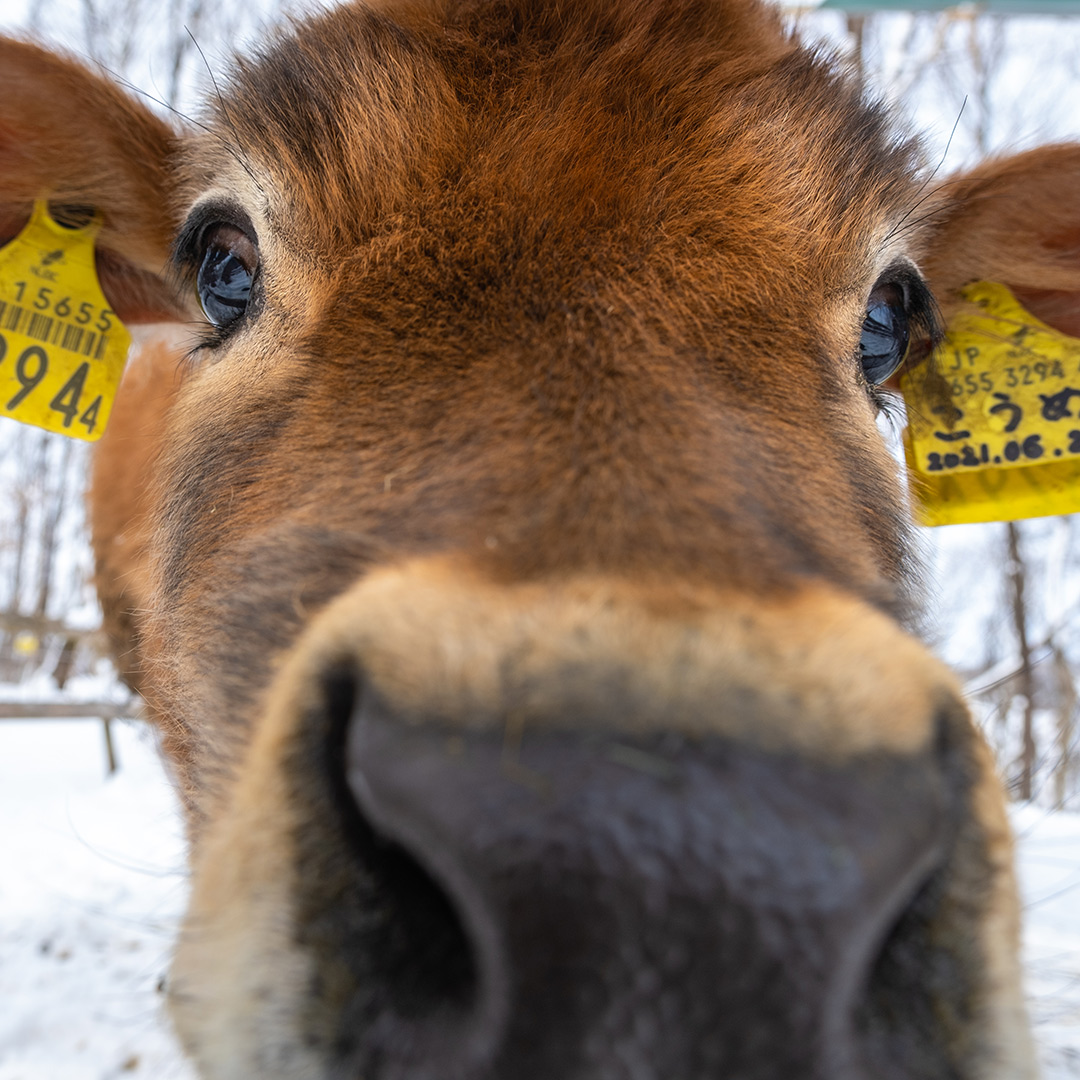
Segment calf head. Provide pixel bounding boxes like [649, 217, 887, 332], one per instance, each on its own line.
[5, 1, 1079, 1076]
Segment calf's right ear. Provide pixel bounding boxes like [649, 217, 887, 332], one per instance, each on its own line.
[0, 37, 189, 322]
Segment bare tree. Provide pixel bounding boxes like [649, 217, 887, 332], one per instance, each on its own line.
[1005, 521, 1038, 800]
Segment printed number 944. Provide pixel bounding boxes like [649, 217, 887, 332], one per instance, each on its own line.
[0, 335, 103, 433]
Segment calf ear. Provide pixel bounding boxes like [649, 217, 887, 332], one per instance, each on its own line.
[918, 144, 1080, 337]
[0, 37, 189, 323]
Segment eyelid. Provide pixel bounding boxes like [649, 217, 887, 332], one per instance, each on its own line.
[876, 261, 938, 320]
[172, 201, 258, 273]
[873, 259, 919, 295]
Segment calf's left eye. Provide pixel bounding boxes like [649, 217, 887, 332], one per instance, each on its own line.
[859, 282, 910, 385]
[197, 224, 258, 330]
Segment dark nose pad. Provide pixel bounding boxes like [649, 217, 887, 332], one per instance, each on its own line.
[339, 679, 954, 1080]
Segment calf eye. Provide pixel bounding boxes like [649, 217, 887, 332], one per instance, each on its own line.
[197, 224, 258, 330]
[859, 282, 910, 385]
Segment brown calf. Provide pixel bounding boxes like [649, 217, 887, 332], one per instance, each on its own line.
[3, 0, 1078, 1075]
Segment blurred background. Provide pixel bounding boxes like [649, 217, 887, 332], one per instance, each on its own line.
[0, 0, 1078, 1076]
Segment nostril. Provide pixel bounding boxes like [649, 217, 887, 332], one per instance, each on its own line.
[851, 704, 974, 1080]
[315, 665, 480, 1027]
[352, 822, 478, 1022]
[853, 861, 960, 1080]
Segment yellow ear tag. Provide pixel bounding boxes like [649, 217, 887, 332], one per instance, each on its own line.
[0, 200, 131, 441]
[901, 280, 1080, 526]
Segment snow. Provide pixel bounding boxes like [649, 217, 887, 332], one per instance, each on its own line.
[1, 715, 1077, 1079]
[0, 720, 193, 1080]
[1016, 802, 1080, 1078]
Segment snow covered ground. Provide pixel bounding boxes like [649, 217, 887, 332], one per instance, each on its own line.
[0, 719, 193, 1080]
[1, 714, 1078, 1079]
[1014, 802, 1080, 1078]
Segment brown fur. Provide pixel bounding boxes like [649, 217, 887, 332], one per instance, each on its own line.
[0, 1, 1071, 1075]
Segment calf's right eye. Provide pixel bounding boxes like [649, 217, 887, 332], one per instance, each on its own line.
[197, 224, 258, 330]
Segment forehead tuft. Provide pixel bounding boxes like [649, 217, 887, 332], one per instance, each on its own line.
[194, 0, 921, 274]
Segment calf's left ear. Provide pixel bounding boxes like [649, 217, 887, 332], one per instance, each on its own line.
[0, 36, 189, 322]
[918, 143, 1080, 337]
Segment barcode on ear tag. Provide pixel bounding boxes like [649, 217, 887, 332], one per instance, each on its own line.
[0, 200, 132, 441]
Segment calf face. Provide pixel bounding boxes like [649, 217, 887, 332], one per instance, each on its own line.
[4, 1, 1077, 1076]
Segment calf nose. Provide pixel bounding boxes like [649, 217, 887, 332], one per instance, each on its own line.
[335, 683, 956, 1080]
[174, 564, 985, 1080]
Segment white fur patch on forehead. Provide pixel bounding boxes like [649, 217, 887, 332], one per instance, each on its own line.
[261, 556, 960, 761]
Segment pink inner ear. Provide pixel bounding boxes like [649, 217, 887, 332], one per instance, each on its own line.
[1010, 287, 1080, 340]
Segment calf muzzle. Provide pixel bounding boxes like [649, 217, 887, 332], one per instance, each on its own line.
[171, 562, 1013, 1080]
[340, 677, 954, 1080]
